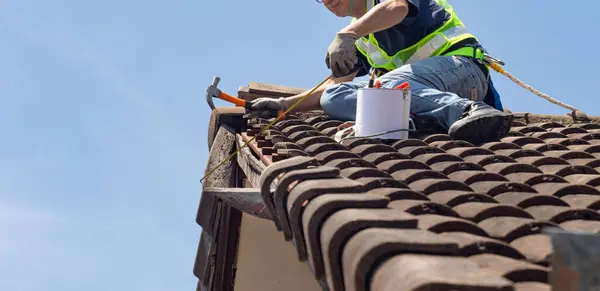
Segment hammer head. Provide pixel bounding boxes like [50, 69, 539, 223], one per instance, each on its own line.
[206, 76, 221, 110]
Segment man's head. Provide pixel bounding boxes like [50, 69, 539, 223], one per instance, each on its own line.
[321, 0, 361, 17]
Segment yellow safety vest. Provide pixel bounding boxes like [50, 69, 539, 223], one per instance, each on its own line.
[353, 0, 484, 71]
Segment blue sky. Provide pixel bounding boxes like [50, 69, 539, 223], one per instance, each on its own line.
[0, 1, 597, 290]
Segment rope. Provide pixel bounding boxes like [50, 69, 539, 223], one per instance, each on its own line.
[199, 75, 333, 183]
[488, 62, 580, 113]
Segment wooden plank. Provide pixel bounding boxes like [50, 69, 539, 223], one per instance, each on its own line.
[193, 229, 215, 287]
[195, 123, 245, 291]
[207, 107, 245, 150]
[193, 200, 222, 289]
[194, 124, 238, 290]
[203, 187, 271, 220]
[197, 119, 256, 291]
[237, 86, 265, 101]
[248, 82, 306, 97]
[213, 203, 242, 291]
[196, 124, 237, 230]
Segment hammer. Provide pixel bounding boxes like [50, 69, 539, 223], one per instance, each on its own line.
[206, 76, 284, 118]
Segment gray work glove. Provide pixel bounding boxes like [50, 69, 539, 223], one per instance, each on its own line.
[325, 32, 359, 78]
[248, 97, 289, 118]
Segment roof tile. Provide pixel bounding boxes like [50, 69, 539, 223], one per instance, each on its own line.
[468, 253, 550, 283]
[284, 177, 364, 246]
[438, 231, 526, 259]
[320, 208, 417, 291]
[370, 254, 514, 291]
[302, 193, 389, 281]
[514, 282, 551, 291]
[428, 190, 497, 206]
[342, 228, 460, 291]
[388, 199, 459, 217]
[509, 234, 553, 265]
[230, 112, 600, 290]
[493, 192, 568, 208]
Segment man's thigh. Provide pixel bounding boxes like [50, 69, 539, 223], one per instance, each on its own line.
[378, 56, 488, 102]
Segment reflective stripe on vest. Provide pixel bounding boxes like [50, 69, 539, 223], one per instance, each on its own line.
[353, 0, 476, 70]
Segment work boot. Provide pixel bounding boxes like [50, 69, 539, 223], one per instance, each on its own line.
[448, 101, 513, 145]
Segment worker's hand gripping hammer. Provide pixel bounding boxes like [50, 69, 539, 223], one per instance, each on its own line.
[206, 76, 284, 118]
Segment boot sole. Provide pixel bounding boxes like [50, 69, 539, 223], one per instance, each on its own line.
[449, 113, 514, 145]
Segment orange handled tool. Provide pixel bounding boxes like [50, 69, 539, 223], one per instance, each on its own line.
[218, 91, 247, 107]
[206, 76, 284, 118]
[395, 81, 410, 90]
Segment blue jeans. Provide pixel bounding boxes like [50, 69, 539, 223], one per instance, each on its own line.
[320, 56, 490, 131]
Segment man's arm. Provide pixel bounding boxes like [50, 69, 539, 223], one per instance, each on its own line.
[282, 71, 359, 112]
[341, 0, 410, 37]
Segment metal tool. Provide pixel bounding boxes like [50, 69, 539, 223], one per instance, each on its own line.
[205, 76, 284, 118]
[483, 54, 505, 66]
[199, 74, 333, 184]
[206, 76, 250, 110]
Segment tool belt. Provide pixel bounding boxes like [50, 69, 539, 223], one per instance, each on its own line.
[371, 38, 492, 79]
[443, 38, 490, 78]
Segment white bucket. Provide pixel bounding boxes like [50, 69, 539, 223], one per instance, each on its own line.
[354, 87, 412, 140]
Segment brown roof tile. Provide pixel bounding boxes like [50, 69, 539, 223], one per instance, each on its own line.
[198, 107, 600, 290]
[370, 254, 514, 291]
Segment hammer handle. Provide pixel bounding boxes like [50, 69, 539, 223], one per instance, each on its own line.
[218, 91, 286, 118]
[219, 92, 248, 108]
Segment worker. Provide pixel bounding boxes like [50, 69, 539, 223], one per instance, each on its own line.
[249, 0, 512, 145]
